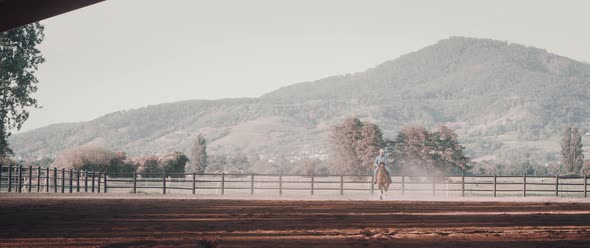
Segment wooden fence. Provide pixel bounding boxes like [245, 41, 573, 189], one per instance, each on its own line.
[1, 165, 589, 198]
[0, 165, 104, 193]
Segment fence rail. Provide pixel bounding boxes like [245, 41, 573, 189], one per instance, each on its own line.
[0, 165, 588, 198]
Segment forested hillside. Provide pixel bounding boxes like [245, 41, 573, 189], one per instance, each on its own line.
[11, 37, 590, 164]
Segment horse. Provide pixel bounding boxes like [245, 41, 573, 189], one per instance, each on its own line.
[375, 165, 392, 200]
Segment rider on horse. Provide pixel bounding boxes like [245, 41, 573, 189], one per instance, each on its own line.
[373, 148, 390, 183]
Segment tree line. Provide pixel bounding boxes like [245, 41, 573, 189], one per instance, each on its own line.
[8, 119, 590, 177]
[328, 117, 468, 176]
[328, 118, 590, 177]
[36, 134, 208, 177]
[48, 145, 189, 178]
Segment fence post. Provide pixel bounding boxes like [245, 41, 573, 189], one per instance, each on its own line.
[69, 169, 73, 193]
[53, 168, 57, 193]
[162, 172, 167, 195]
[97, 172, 101, 193]
[18, 165, 23, 193]
[192, 172, 196, 195]
[133, 172, 137, 194]
[493, 175, 497, 197]
[37, 166, 41, 192]
[28, 166, 32, 192]
[461, 174, 465, 197]
[279, 174, 283, 196]
[402, 175, 405, 196]
[432, 175, 436, 197]
[76, 170, 80, 192]
[311, 174, 314, 196]
[84, 171, 88, 192]
[61, 168, 65, 193]
[250, 174, 254, 195]
[8, 165, 12, 192]
[555, 175, 559, 197]
[221, 173, 225, 195]
[340, 175, 344, 196]
[370, 174, 374, 195]
[523, 175, 527, 197]
[103, 172, 108, 193]
[0, 165, 3, 192]
[45, 167, 49, 192]
[584, 175, 587, 198]
[91, 170, 96, 193]
[445, 176, 449, 197]
[221, 172, 225, 195]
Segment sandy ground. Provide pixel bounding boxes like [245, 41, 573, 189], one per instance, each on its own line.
[1, 194, 590, 247]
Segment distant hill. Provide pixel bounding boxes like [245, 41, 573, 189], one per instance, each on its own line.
[11, 37, 590, 163]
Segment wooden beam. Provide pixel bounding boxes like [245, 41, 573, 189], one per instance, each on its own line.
[0, 0, 105, 32]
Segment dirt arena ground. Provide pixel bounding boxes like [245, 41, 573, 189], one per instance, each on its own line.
[1, 195, 590, 247]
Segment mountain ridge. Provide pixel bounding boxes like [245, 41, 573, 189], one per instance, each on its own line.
[11, 36, 590, 163]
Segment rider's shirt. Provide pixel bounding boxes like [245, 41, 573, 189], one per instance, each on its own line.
[374, 154, 388, 168]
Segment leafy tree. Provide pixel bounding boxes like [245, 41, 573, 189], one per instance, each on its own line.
[399, 126, 433, 167]
[389, 125, 469, 175]
[136, 155, 161, 177]
[0, 23, 45, 160]
[52, 145, 137, 173]
[109, 151, 137, 174]
[134, 152, 188, 177]
[161, 152, 189, 177]
[431, 126, 469, 171]
[52, 145, 114, 171]
[328, 117, 383, 175]
[390, 126, 437, 175]
[357, 122, 384, 171]
[189, 134, 208, 173]
[329, 117, 363, 174]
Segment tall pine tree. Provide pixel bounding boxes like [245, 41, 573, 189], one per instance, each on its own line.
[561, 127, 584, 175]
[189, 134, 208, 173]
[571, 128, 584, 174]
[561, 127, 573, 173]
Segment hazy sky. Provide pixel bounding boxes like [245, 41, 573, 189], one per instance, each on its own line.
[21, 0, 590, 132]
